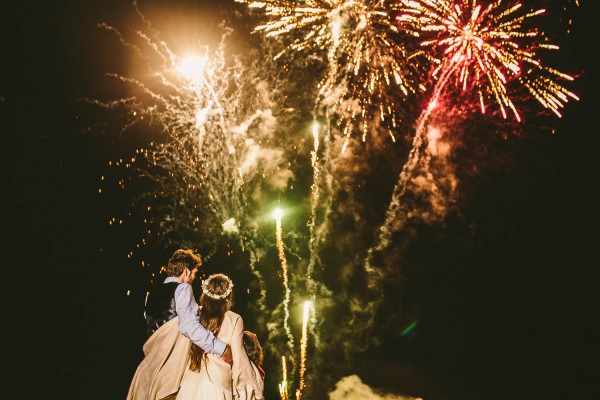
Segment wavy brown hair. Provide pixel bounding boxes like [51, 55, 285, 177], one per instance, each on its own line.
[165, 249, 202, 276]
[243, 331, 263, 366]
[187, 274, 234, 372]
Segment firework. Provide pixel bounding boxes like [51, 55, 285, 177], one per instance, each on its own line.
[93, 19, 243, 258]
[358, 0, 579, 358]
[387, 0, 581, 217]
[396, 0, 579, 121]
[371, 0, 582, 244]
[360, 0, 583, 244]
[90, 8, 300, 366]
[93, 2, 582, 400]
[91, 2, 296, 269]
[237, 0, 426, 145]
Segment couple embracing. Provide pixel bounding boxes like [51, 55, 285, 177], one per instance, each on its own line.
[127, 249, 264, 400]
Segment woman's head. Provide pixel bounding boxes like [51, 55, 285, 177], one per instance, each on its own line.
[188, 273, 235, 372]
[200, 273, 234, 308]
[243, 330, 263, 366]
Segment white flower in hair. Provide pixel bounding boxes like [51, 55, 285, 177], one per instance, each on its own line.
[201, 273, 234, 300]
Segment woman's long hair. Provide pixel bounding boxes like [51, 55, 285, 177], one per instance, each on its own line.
[188, 274, 234, 372]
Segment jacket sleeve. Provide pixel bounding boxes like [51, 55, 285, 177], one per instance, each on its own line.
[175, 283, 227, 356]
[231, 315, 265, 400]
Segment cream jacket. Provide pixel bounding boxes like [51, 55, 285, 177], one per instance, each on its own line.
[126, 317, 191, 400]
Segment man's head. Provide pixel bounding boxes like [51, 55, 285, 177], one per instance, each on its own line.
[166, 249, 202, 283]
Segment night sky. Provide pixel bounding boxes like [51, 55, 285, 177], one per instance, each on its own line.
[5, 1, 598, 400]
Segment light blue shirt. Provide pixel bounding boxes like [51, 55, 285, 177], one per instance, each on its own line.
[165, 277, 227, 356]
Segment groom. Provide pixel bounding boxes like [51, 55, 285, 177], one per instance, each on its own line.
[127, 249, 233, 400]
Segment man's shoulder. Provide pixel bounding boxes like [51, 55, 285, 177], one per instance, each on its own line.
[174, 281, 190, 291]
[173, 282, 193, 301]
[164, 277, 183, 285]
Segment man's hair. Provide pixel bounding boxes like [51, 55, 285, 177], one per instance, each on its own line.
[165, 249, 202, 277]
[243, 330, 264, 366]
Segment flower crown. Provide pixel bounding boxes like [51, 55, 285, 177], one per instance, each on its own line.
[201, 273, 234, 300]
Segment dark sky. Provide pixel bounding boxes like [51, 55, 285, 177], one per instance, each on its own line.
[4, 1, 598, 400]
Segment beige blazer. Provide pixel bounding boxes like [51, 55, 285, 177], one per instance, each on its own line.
[126, 317, 191, 400]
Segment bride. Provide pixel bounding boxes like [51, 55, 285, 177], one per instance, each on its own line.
[177, 273, 264, 400]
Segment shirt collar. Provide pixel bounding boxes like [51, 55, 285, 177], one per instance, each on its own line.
[164, 276, 181, 284]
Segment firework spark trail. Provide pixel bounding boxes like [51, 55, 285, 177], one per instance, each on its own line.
[279, 356, 290, 400]
[274, 210, 296, 372]
[297, 112, 340, 374]
[296, 301, 312, 400]
[237, 0, 425, 145]
[306, 120, 321, 300]
[363, 69, 450, 291]
[304, 116, 331, 366]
